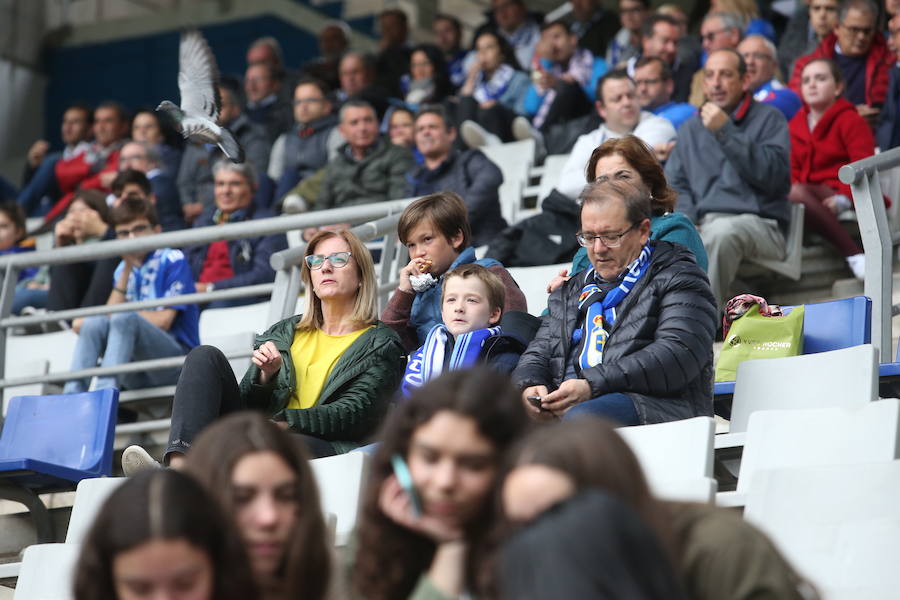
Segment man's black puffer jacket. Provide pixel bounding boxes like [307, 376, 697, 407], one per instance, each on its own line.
[513, 241, 717, 424]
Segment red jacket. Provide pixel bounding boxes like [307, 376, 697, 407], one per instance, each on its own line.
[788, 32, 892, 107]
[789, 96, 875, 198]
[48, 146, 121, 221]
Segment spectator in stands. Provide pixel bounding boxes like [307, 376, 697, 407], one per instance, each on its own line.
[633, 56, 697, 129]
[779, 0, 840, 77]
[73, 469, 257, 600]
[177, 79, 270, 222]
[569, 0, 620, 59]
[501, 419, 813, 600]
[627, 14, 698, 104]
[689, 12, 744, 106]
[401, 265, 535, 399]
[388, 107, 417, 149]
[877, 14, 900, 149]
[46, 189, 118, 314]
[515, 20, 600, 134]
[267, 78, 342, 208]
[489, 0, 542, 69]
[337, 52, 391, 118]
[403, 44, 454, 109]
[110, 169, 153, 205]
[118, 141, 186, 231]
[500, 490, 684, 600]
[186, 161, 286, 307]
[244, 62, 293, 142]
[433, 14, 468, 89]
[665, 48, 791, 309]
[790, 58, 875, 280]
[315, 100, 414, 212]
[514, 180, 715, 425]
[302, 21, 350, 91]
[738, 35, 803, 120]
[789, 0, 892, 129]
[658, 3, 701, 66]
[607, 0, 650, 67]
[716, 0, 777, 41]
[125, 230, 406, 465]
[351, 368, 529, 600]
[17, 103, 92, 217]
[44, 101, 130, 222]
[382, 192, 527, 350]
[457, 30, 530, 146]
[0, 201, 44, 315]
[407, 105, 506, 246]
[63, 196, 199, 394]
[131, 109, 182, 177]
[183, 413, 333, 600]
[376, 9, 412, 97]
[557, 70, 676, 200]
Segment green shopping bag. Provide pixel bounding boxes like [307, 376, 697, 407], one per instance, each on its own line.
[714, 304, 805, 382]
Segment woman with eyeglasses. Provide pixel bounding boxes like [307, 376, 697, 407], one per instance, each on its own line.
[123, 229, 407, 472]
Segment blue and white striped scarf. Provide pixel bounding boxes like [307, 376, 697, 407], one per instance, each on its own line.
[401, 324, 501, 397]
[473, 64, 517, 104]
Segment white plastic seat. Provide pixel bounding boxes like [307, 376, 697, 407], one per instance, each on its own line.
[519, 154, 569, 220]
[65, 477, 126, 544]
[717, 399, 900, 507]
[744, 460, 900, 598]
[716, 344, 878, 450]
[309, 452, 369, 546]
[198, 301, 270, 341]
[13, 543, 79, 600]
[506, 262, 570, 317]
[481, 139, 535, 225]
[618, 416, 716, 502]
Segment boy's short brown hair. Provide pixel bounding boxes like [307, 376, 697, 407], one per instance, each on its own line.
[441, 263, 505, 314]
[398, 191, 471, 249]
[110, 195, 159, 227]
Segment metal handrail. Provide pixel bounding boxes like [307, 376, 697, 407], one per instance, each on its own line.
[839, 146, 900, 361]
[0, 198, 413, 387]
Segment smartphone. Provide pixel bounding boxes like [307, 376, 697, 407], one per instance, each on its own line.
[526, 395, 543, 409]
[391, 454, 423, 517]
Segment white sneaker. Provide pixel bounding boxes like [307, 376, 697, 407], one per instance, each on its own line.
[122, 445, 162, 476]
[846, 253, 866, 280]
[512, 116, 536, 141]
[281, 194, 308, 214]
[460, 120, 502, 148]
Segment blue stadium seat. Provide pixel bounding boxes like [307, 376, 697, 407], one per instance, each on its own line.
[0, 389, 118, 542]
[715, 297, 872, 415]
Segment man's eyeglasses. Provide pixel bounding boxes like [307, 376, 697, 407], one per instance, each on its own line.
[700, 28, 727, 43]
[305, 251, 352, 270]
[840, 23, 874, 37]
[115, 224, 153, 238]
[576, 224, 637, 248]
[293, 98, 326, 106]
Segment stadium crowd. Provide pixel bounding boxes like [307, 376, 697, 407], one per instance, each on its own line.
[1, 0, 894, 596]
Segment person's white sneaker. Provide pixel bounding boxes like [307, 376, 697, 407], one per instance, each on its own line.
[846, 253, 866, 280]
[460, 120, 502, 148]
[122, 445, 162, 476]
[281, 194, 308, 214]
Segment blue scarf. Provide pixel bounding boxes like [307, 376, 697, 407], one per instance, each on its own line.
[572, 244, 653, 372]
[473, 64, 517, 104]
[401, 324, 501, 397]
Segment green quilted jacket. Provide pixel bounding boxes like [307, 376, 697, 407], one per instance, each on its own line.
[239, 316, 407, 453]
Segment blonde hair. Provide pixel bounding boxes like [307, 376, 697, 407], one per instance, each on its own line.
[297, 230, 378, 331]
[442, 264, 506, 314]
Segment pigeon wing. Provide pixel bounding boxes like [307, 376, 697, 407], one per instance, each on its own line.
[178, 30, 220, 122]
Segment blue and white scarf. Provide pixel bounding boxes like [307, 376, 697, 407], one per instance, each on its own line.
[401, 324, 501, 397]
[572, 243, 654, 371]
[473, 64, 517, 104]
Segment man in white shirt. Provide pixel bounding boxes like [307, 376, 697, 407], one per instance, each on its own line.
[557, 70, 676, 199]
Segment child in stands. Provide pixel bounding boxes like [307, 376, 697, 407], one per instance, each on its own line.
[381, 191, 527, 351]
[401, 263, 536, 396]
[73, 469, 258, 600]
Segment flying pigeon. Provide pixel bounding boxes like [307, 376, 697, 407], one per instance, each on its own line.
[157, 30, 245, 163]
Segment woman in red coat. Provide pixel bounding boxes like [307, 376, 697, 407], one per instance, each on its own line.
[789, 58, 875, 280]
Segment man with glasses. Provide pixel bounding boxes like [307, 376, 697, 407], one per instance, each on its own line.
[116, 141, 184, 231]
[268, 78, 342, 210]
[63, 195, 200, 395]
[665, 49, 791, 309]
[513, 179, 716, 426]
[789, 0, 891, 128]
[689, 12, 744, 106]
[607, 0, 650, 67]
[185, 161, 287, 308]
[626, 14, 698, 103]
[633, 56, 696, 129]
[738, 35, 802, 120]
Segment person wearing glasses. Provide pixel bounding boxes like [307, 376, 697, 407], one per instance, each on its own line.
[122, 229, 406, 474]
[267, 78, 342, 210]
[514, 178, 716, 426]
[688, 12, 744, 106]
[737, 35, 802, 121]
[64, 195, 200, 394]
[789, 0, 892, 130]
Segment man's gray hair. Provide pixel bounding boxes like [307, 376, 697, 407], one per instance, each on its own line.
[704, 10, 745, 32]
[339, 99, 376, 123]
[212, 159, 258, 189]
[579, 179, 652, 225]
[126, 140, 161, 167]
[839, 0, 878, 22]
[741, 34, 776, 59]
[249, 36, 284, 66]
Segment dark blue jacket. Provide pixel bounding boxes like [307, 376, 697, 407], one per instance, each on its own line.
[877, 64, 900, 151]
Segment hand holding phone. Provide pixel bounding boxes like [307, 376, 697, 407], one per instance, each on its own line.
[391, 454, 423, 518]
[526, 395, 543, 409]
